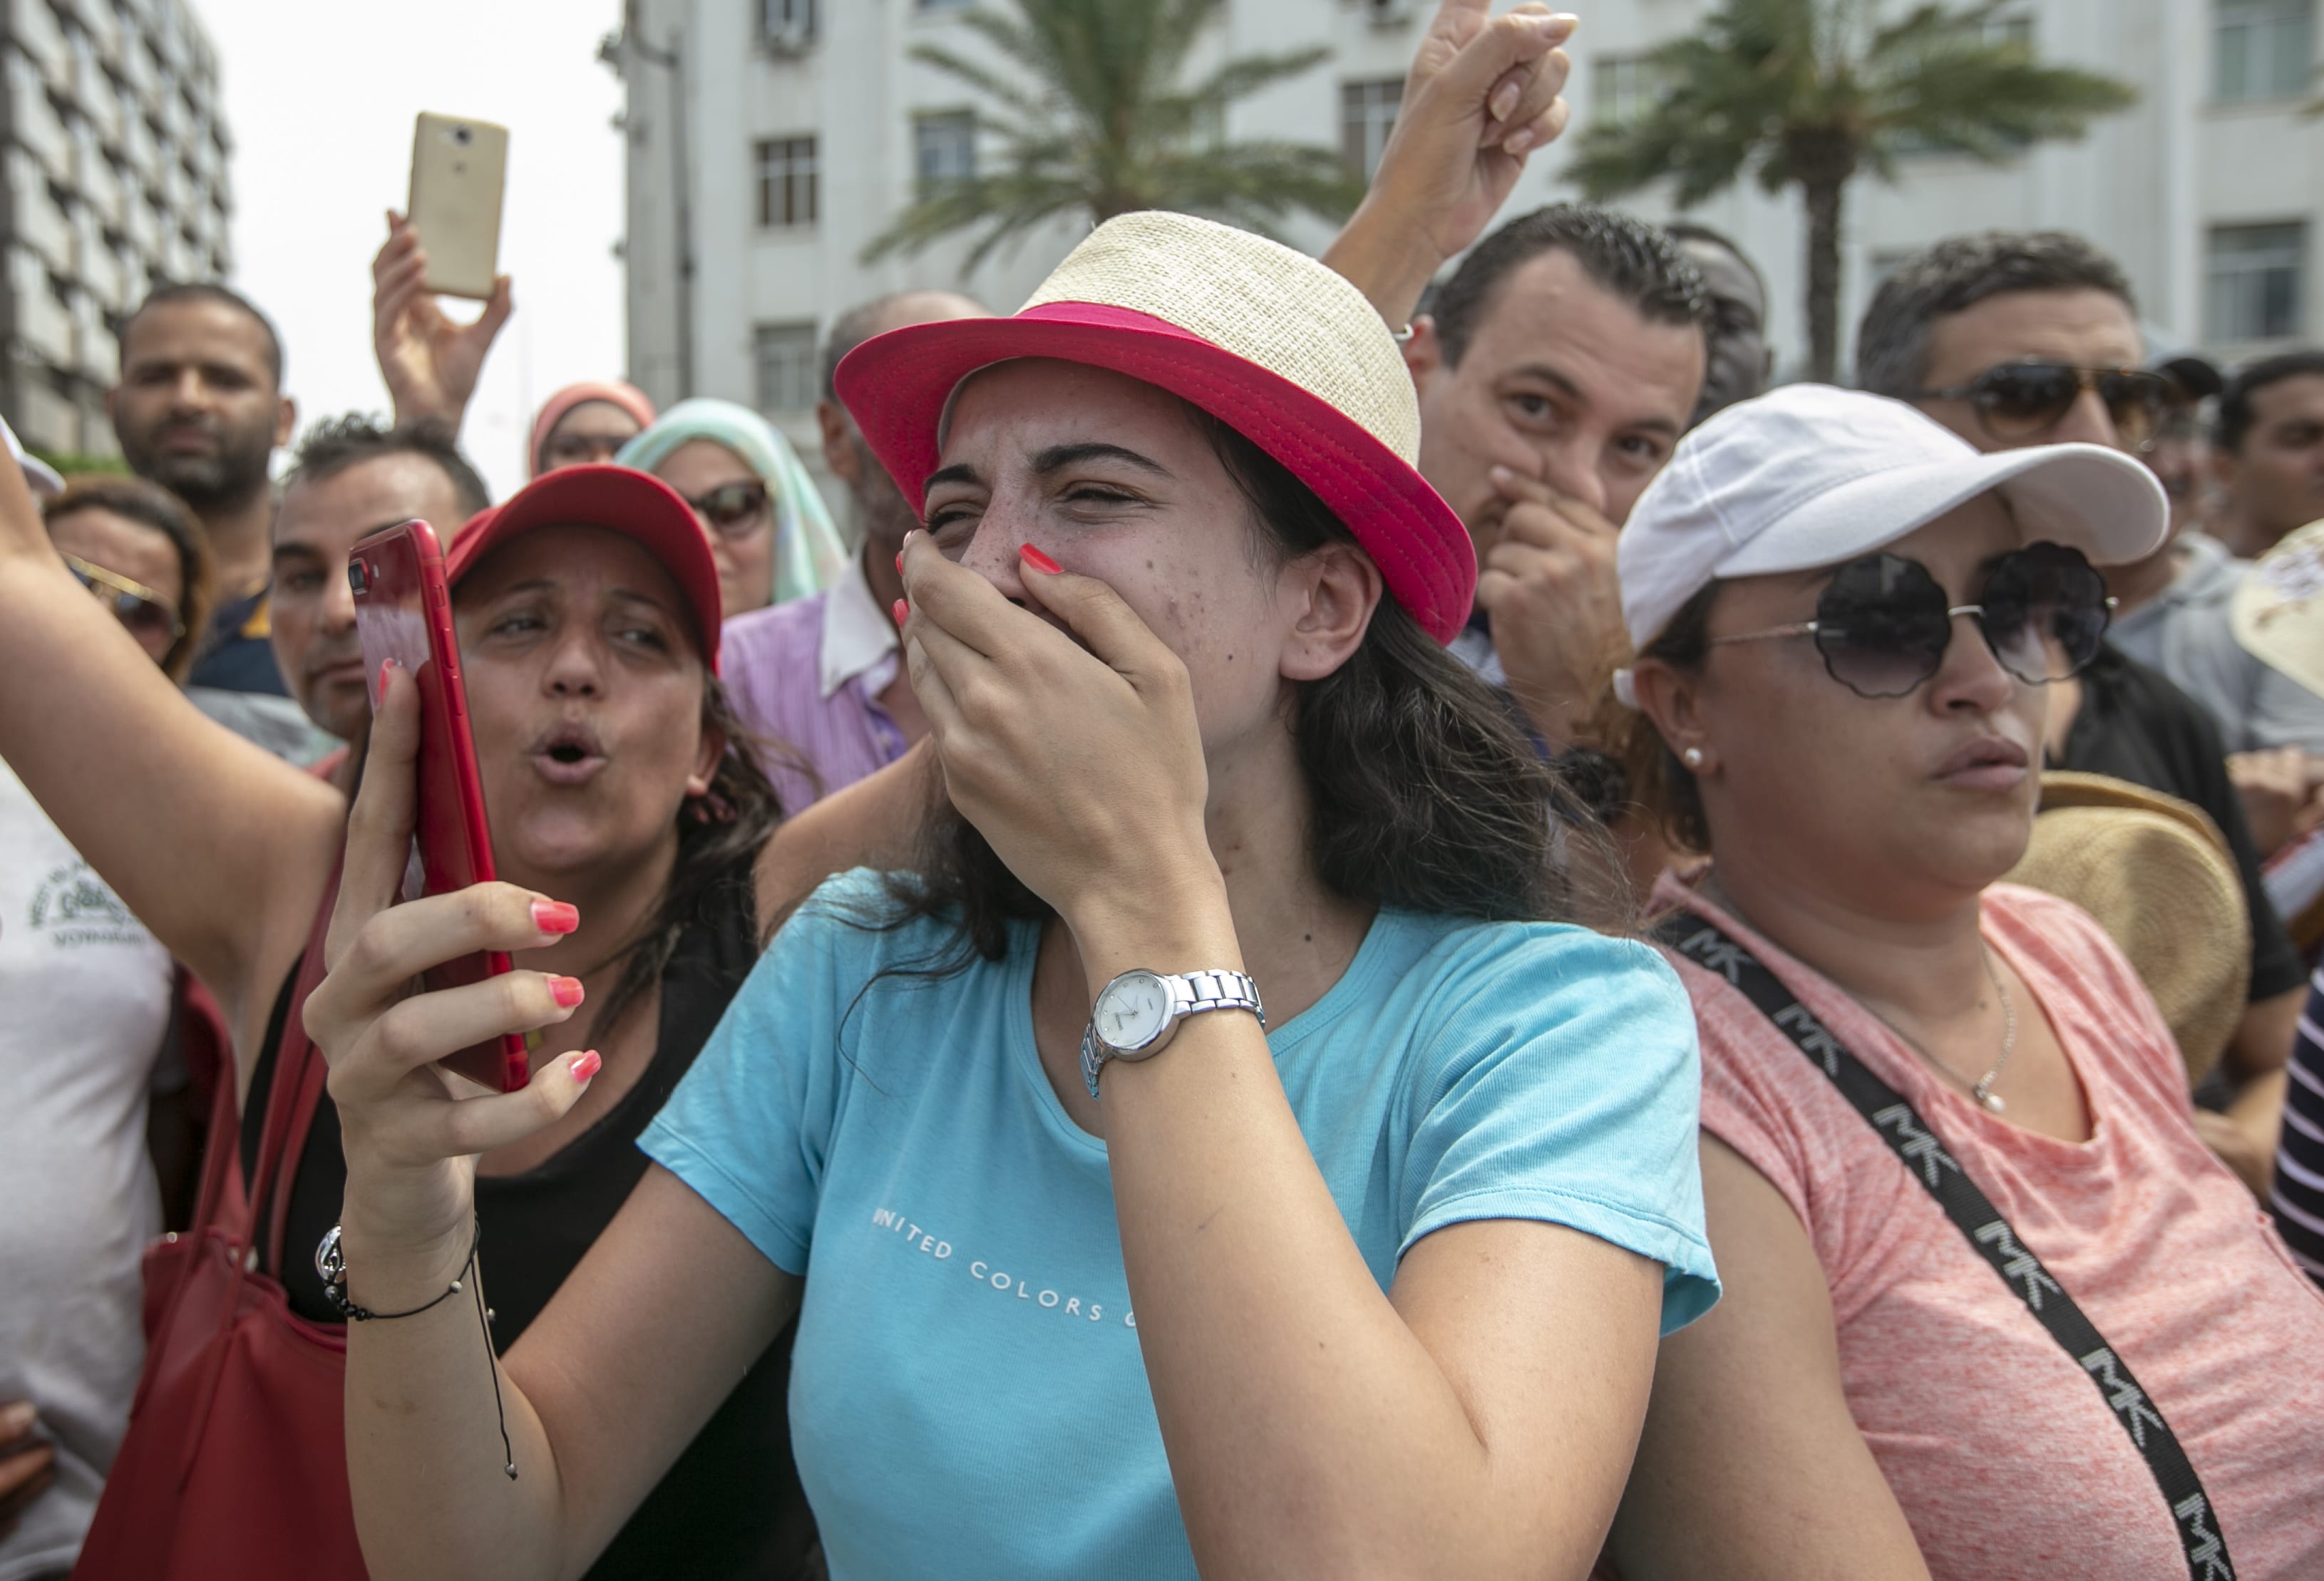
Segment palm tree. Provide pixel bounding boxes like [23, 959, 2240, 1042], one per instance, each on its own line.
[1567, 0, 2137, 382]
[861, 0, 1365, 274]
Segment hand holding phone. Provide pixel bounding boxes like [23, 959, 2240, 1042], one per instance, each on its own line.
[348, 520, 528, 1092]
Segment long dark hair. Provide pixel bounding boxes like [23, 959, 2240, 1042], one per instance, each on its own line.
[863, 404, 1633, 967]
[587, 676, 785, 1034]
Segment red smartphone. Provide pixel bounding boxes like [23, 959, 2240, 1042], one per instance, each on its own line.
[349, 520, 530, 1093]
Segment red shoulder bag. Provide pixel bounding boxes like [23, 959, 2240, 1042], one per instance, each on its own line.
[73, 877, 369, 1579]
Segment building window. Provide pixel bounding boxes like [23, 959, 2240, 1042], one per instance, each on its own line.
[754, 135, 818, 228]
[2215, 0, 2314, 104]
[915, 111, 976, 191]
[754, 321, 819, 412]
[760, 0, 814, 47]
[2208, 222, 2306, 342]
[1593, 53, 1664, 125]
[1340, 78, 1403, 179]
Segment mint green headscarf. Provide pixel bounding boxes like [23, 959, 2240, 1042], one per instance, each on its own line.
[615, 398, 849, 609]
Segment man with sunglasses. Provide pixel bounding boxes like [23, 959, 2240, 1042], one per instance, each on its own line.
[1860, 230, 2305, 1195]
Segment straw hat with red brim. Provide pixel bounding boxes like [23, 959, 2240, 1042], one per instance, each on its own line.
[445, 463, 724, 674]
[835, 210, 1475, 645]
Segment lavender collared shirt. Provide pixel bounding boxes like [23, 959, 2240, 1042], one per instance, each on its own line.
[722, 555, 908, 813]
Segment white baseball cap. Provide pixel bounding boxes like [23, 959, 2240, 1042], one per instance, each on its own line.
[1617, 383, 2167, 656]
[0, 414, 62, 498]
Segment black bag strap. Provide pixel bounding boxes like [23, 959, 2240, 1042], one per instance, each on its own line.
[1657, 910, 2234, 1581]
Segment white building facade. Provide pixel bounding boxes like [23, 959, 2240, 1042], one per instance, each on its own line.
[612, 0, 2323, 481]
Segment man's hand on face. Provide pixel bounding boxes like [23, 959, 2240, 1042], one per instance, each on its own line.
[1475, 465, 1623, 751]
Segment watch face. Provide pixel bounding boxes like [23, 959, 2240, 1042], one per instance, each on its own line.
[1097, 971, 1172, 1052]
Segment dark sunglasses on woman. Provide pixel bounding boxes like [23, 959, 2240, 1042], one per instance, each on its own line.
[64, 552, 185, 645]
[1709, 541, 2114, 699]
[682, 480, 771, 540]
[1911, 362, 2174, 453]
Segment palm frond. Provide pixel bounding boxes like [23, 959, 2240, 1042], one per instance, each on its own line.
[1179, 45, 1337, 110]
[863, 0, 1342, 269]
[908, 41, 1051, 123]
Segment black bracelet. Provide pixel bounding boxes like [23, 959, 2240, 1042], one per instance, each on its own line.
[314, 1219, 518, 1478]
[316, 1220, 478, 1321]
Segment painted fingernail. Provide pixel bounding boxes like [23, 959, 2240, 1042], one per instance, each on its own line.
[548, 975, 585, 1009]
[532, 900, 580, 934]
[1019, 543, 1063, 575]
[894, 550, 905, 574]
[570, 1050, 602, 1084]
[892, 598, 910, 626]
[1489, 81, 1521, 122]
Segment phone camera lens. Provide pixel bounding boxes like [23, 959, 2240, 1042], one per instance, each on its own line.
[452, 125, 473, 147]
[348, 560, 369, 594]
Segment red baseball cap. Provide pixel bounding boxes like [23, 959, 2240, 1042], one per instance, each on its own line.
[835, 212, 1475, 644]
[446, 464, 723, 672]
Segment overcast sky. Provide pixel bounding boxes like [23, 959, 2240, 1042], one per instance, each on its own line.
[199, 0, 627, 503]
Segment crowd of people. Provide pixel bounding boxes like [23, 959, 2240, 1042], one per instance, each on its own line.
[3, 2, 2321, 1578]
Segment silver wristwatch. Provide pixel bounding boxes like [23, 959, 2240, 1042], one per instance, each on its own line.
[1080, 968, 1265, 1098]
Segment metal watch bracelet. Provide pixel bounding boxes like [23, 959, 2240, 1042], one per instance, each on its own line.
[1079, 968, 1265, 1098]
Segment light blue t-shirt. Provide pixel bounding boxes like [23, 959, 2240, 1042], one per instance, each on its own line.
[641, 871, 1717, 1581]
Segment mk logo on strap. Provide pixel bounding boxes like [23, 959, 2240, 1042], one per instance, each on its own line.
[1773, 1002, 1845, 1076]
[2172, 1493, 2235, 1581]
[1672, 924, 1752, 986]
[1873, 1103, 1961, 1188]
[1654, 909, 2233, 1581]
[1980, 1222, 2064, 1311]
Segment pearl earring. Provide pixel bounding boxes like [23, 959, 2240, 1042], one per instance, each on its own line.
[1682, 747, 1705, 769]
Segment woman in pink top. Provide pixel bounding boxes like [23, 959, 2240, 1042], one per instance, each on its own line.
[1606, 385, 2324, 1580]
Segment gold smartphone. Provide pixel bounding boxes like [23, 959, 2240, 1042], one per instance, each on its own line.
[406, 112, 509, 300]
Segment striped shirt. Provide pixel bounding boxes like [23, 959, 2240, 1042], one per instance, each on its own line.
[721, 553, 909, 814]
[2271, 965, 2324, 1283]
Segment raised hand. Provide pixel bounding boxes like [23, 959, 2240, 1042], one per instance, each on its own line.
[371, 210, 514, 431]
[1325, 1, 1578, 328]
[303, 661, 598, 1287]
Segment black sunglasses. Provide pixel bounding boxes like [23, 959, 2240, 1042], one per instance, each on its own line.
[1912, 362, 2173, 453]
[1708, 542, 2114, 699]
[684, 480, 771, 540]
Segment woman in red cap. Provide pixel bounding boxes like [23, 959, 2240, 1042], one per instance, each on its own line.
[0, 458, 821, 1575]
[312, 158, 1720, 1581]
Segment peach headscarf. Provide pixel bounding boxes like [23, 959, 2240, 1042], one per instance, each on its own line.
[528, 381, 658, 477]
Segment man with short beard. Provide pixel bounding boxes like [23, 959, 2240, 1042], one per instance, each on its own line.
[721, 289, 989, 810]
[106, 283, 314, 758]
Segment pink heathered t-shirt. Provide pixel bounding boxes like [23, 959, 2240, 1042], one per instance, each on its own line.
[1655, 874, 2324, 1580]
